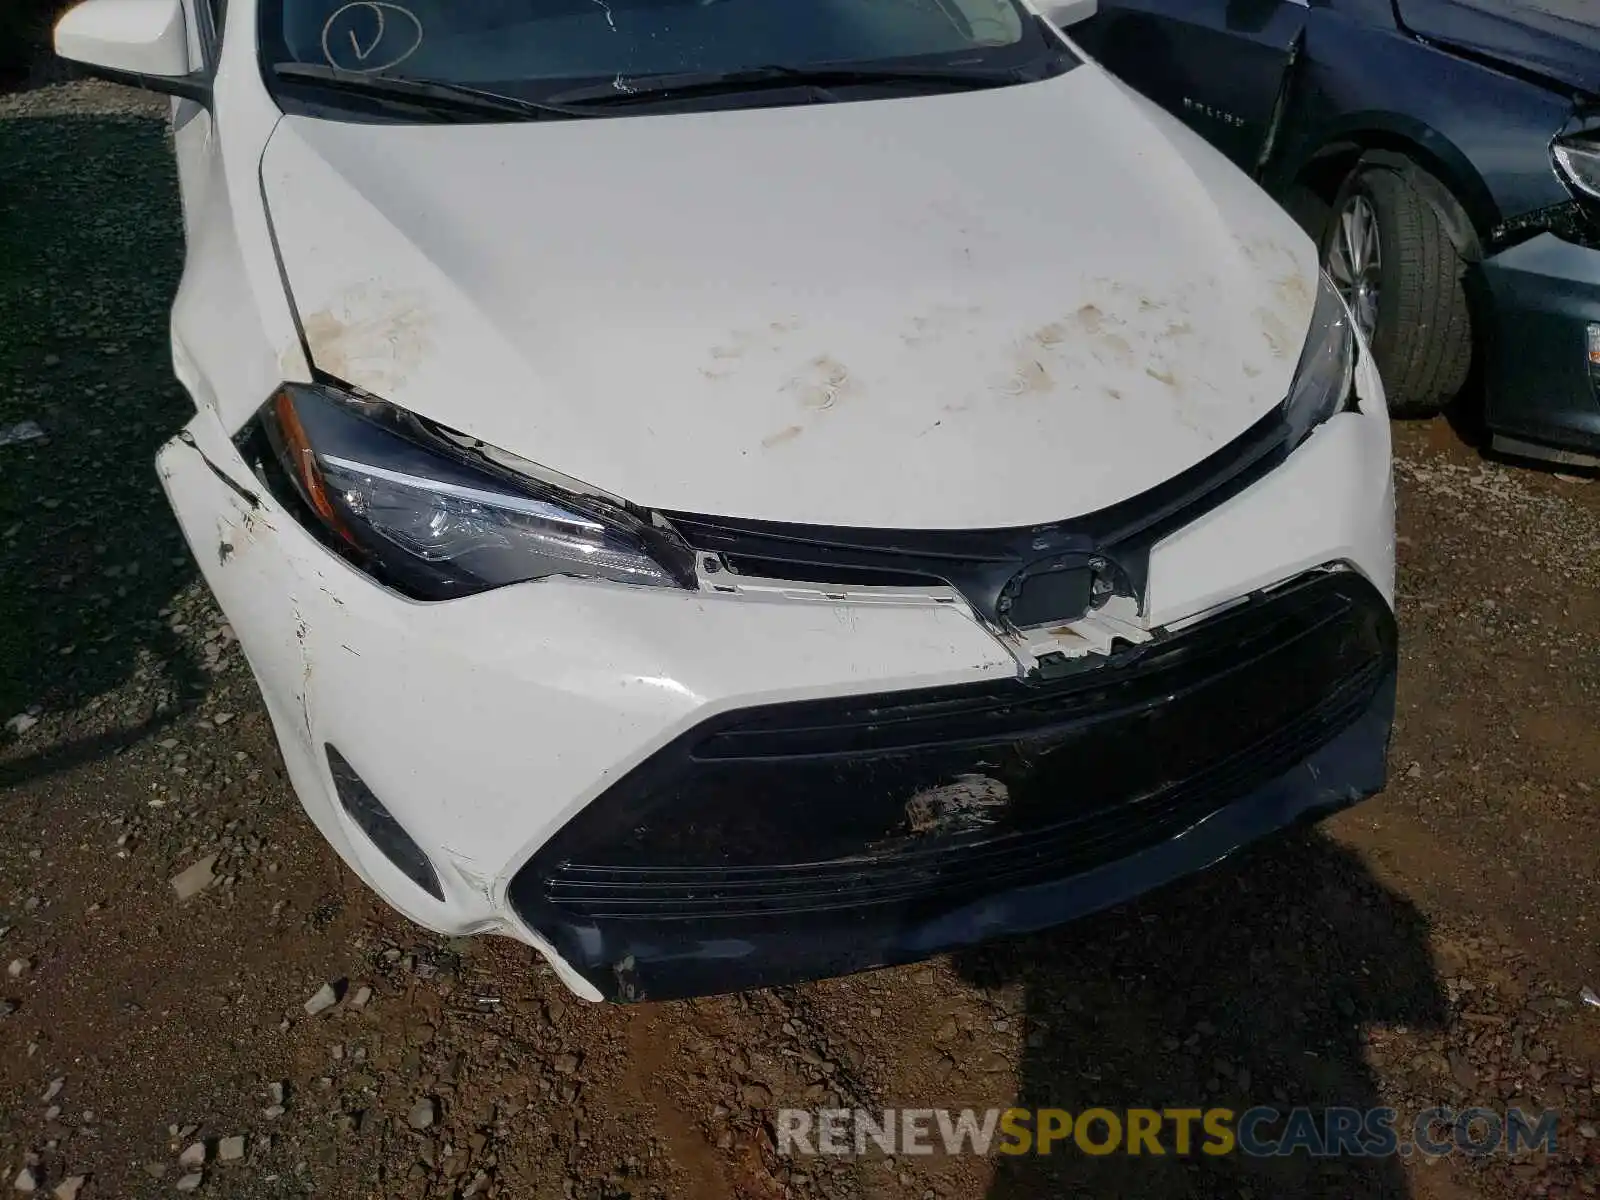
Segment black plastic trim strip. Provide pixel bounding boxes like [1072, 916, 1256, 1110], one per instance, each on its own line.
[666, 404, 1292, 625]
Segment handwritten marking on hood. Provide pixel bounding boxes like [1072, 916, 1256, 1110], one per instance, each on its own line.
[320, 2, 424, 75]
[301, 285, 432, 392]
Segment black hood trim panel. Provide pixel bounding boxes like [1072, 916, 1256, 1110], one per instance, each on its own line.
[667, 403, 1293, 628]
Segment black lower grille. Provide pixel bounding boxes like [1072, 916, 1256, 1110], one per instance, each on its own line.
[511, 568, 1396, 944]
[542, 661, 1382, 920]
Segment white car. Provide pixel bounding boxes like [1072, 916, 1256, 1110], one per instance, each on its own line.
[57, 0, 1396, 1002]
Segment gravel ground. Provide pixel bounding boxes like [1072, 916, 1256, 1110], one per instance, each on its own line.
[1, 80, 1597, 1200]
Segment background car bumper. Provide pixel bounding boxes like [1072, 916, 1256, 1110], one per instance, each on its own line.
[155, 366, 1393, 1000]
[1480, 232, 1600, 464]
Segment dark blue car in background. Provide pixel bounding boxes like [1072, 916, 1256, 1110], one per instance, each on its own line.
[1065, 0, 1600, 467]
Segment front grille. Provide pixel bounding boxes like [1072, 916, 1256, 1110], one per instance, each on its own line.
[542, 660, 1382, 921]
[510, 569, 1395, 933]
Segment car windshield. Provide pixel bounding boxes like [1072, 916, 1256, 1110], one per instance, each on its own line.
[261, 0, 1060, 99]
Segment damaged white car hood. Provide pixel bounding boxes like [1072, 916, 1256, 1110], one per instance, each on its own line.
[260, 67, 1318, 529]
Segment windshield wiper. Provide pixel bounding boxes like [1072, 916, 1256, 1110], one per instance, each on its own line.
[545, 63, 1020, 106]
[271, 62, 599, 121]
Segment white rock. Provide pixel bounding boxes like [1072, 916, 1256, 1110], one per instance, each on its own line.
[407, 1098, 436, 1130]
[350, 985, 372, 1009]
[217, 1135, 245, 1162]
[51, 1177, 84, 1200]
[12, 1167, 37, 1194]
[303, 983, 339, 1016]
[41, 1078, 63, 1102]
[174, 1172, 203, 1192]
[5, 713, 38, 737]
[178, 1142, 206, 1168]
[170, 855, 218, 902]
[6, 958, 27, 979]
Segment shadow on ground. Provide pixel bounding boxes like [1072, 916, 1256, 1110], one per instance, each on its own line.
[958, 830, 1446, 1199]
[0, 104, 203, 784]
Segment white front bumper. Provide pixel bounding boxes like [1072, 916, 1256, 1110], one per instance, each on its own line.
[156, 358, 1393, 1002]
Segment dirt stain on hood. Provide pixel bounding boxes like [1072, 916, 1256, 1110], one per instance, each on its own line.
[300, 284, 433, 392]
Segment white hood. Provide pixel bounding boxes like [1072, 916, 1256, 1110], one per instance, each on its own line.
[260, 66, 1318, 529]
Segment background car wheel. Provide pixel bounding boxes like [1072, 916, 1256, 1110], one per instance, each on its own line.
[1324, 167, 1472, 417]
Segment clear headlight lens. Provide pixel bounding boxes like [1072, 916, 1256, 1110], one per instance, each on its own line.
[1553, 135, 1600, 204]
[1282, 270, 1358, 448]
[258, 383, 696, 600]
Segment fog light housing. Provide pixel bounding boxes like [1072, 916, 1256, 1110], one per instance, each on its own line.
[326, 745, 444, 901]
[1588, 323, 1600, 373]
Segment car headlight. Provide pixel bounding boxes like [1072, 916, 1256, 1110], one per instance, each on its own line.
[256, 383, 697, 600]
[1282, 270, 1358, 448]
[1553, 134, 1600, 205]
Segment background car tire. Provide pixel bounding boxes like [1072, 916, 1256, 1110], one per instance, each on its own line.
[1325, 167, 1472, 417]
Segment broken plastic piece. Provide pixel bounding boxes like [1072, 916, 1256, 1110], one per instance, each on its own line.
[1582, 985, 1600, 1009]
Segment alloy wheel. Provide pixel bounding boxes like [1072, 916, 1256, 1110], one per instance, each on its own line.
[1327, 193, 1382, 343]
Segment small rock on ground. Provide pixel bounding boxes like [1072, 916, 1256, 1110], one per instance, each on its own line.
[170, 855, 218, 902]
[303, 981, 339, 1016]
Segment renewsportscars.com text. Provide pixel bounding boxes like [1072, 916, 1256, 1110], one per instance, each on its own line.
[776, 1106, 1561, 1158]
